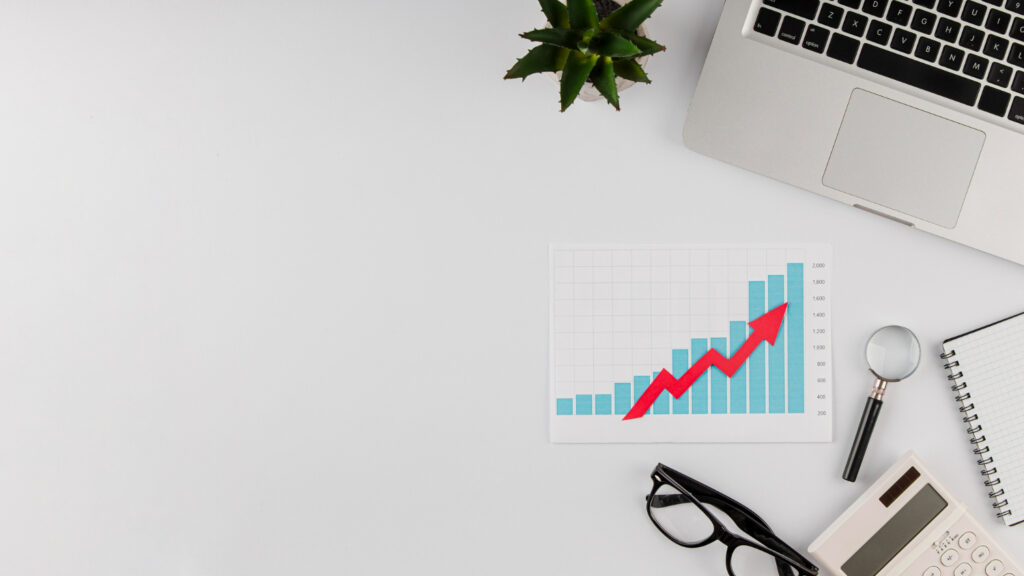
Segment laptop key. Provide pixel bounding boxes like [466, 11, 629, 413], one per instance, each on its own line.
[828, 32, 862, 62]
[986, 8, 1012, 31]
[988, 61, 1013, 85]
[1010, 96, 1024, 123]
[762, 0, 821, 19]
[1013, 69, 1024, 92]
[1009, 0, 1024, 14]
[844, 12, 870, 36]
[963, 0, 988, 24]
[754, 7, 783, 36]
[913, 0, 936, 6]
[868, 19, 895, 43]
[857, 44, 981, 105]
[865, 0, 890, 16]
[912, 9, 938, 32]
[984, 34, 1010, 57]
[840, 0, 862, 7]
[938, 0, 965, 14]
[819, 4, 845, 27]
[917, 36, 942, 60]
[936, 17, 962, 41]
[803, 24, 831, 52]
[959, 25, 986, 50]
[941, 44, 967, 69]
[1011, 16, 1024, 39]
[965, 53, 990, 77]
[1009, 41, 1024, 64]
[887, 0, 914, 24]
[779, 15, 806, 43]
[978, 85, 1011, 115]
[892, 28, 918, 52]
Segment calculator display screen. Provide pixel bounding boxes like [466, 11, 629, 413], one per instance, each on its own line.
[842, 484, 947, 576]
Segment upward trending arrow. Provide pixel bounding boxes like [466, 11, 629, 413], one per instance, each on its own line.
[622, 303, 788, 421]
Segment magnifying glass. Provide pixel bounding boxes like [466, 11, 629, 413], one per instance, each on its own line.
[842, 325, 921, 482]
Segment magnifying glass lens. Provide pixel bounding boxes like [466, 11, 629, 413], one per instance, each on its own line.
[866, 325, 922, 382]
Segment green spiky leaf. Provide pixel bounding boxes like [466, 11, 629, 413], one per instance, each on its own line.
[560, 51, 599, 111]
[588, 31, 641, 58]
[577, 28, 596, 53]
[620, 32, 665, 55]
[613, 58, 650, 83]
[538, 0, 568, 28]
[521, 28, 581, 51]
[505, 44, 570, 79]
[590, 56, 619, 109]
[567, 0, 598, 30]
[599, 0, 663, 32]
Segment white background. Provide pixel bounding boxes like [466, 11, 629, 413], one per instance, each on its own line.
[2, 1, 1024, 574]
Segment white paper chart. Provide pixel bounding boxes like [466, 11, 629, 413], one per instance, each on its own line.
[549, 244, 833, 443]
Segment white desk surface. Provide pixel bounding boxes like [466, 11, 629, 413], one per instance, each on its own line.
[3, 1, 1024, 573]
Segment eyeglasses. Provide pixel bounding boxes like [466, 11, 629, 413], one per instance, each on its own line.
[645, 463, 819, 576]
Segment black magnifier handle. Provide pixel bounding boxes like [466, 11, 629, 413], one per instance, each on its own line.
[843, 396, 884, 482]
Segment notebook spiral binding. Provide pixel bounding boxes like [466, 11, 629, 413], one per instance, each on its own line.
[942, 349, 1013, 518]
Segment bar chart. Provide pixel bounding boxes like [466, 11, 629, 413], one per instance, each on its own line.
[549, 244, 832, 443]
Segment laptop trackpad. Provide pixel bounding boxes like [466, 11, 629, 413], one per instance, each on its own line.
[823, 89, 984, 229]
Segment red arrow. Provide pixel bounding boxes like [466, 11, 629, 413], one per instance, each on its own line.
[623, 303, 789, 420]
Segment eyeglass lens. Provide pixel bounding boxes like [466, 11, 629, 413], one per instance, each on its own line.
[650, 480, 800, 576]
[649, 483, 715, 545]
[730, 543, 793, 576]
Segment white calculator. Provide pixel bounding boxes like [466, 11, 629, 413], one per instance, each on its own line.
[809, 452, 1020, 576]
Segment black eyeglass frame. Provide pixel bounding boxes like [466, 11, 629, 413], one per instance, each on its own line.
[645, 463, 819, 576]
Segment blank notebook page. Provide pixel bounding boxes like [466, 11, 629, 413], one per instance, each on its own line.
[944, 312, 1024, 525]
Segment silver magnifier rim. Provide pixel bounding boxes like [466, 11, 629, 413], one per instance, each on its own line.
[865, 325, 922, 383]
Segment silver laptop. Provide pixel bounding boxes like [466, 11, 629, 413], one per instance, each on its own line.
[684, 0, 1024, 265]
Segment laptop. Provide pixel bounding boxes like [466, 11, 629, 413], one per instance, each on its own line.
[684, 0, 1024, 266]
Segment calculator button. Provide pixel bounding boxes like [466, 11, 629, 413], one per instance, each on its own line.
[959, 532, 978, 549]
[986, 560, 1005, 576]
[943, 549, 961, 566]
[973, 546, 991, 563]
[957, 563, 975, 576]
[924, 568, 942, 576]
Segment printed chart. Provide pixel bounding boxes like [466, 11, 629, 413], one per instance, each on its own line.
[549, 244, 833, 443]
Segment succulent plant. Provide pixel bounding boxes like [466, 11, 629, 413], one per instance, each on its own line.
[505, 0, 665, 111]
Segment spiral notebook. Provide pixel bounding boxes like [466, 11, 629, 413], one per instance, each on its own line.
[942, 311, 1024, 527]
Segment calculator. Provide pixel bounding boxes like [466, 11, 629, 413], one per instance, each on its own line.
[809, 452, 1020, 576]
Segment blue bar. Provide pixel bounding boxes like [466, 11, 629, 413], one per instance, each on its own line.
[653, 391, 670, 414]
[672, 349, 689, 414]
[691, 339, 709, 414]
[749, 281, 767, 413]
[768, 274, 786, 413]
[634, 375, 651, 415]
[730, 321, 747, 414]
[575, 394, 593, 415]
[787, 263, 804, 414]
[614, 382, 631, 415]
[650, 371, 669, 414]
[556, 398, 573, 415]
[595, 394, 612, 415]
[710, 337, 728, 414]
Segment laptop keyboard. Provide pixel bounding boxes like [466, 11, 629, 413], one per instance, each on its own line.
[751, 0, 1024, 129]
